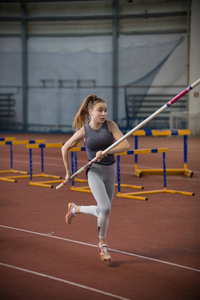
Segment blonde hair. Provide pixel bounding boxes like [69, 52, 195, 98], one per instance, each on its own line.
[72, 94, 106, 131]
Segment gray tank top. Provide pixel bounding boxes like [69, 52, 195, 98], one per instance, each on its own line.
[84, 121, 115, 165]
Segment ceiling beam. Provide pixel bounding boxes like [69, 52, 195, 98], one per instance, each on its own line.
[0, 11, 187, 22]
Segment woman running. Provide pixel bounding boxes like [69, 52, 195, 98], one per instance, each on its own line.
[61, 94, 130, 261]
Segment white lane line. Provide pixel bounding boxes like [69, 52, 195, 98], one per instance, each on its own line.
[0, 262, 130, 300]
[0, 225, 200, 273]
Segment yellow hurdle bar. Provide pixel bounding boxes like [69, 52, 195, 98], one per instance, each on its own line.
[116, 148, 168, 155]
[27, 142, 63, 149]
[132, 129, 191, 136]
[132, 129, 193, 178]
[0, 139, 46, 147]
[0, 137, 15, 142]
[12, 139, 46, 145]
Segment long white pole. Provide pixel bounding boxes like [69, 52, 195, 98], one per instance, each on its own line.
[56, 78, 200, 190]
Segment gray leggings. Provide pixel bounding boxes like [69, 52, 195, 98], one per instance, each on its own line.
[80, 162, 116, 239]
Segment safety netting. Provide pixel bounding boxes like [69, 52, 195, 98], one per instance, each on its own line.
[0, 34, 187, 132]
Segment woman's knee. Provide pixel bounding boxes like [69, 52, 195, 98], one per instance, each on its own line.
[100, 204, 111, 215]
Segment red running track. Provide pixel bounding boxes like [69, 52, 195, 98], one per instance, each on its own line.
[0, 133, 200, 300]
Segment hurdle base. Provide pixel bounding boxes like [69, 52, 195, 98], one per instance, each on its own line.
[71, 186, 91, 193]
[29, 173, 62, 188]
[0, 169, 29, 175]
[115, 183, 144, 190]
[162, 188, 195, 196]
[29, 179, 63, 188]
[117, 192, 148, 201]
[74, 178, 88, 183]
[71, 183, 144, 194]
[0, 174, 30, 183]
[0, 176, 17, 183]
[120, 187, 195, 198]
[135, 168, 193, 178]
[184, 169, 193, 177]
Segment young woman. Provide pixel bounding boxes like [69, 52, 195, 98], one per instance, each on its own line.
[61, 94, 130, 261]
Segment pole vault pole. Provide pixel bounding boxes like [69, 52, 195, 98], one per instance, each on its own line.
[56, 78, 200, 190]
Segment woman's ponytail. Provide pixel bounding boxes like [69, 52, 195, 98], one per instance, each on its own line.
[72, 94, 105, 131]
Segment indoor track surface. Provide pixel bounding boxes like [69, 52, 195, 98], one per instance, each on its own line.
[0, 133, 200, 300]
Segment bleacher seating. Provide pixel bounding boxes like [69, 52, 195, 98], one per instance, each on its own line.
[0, 93, 15, 118]
[125, 93, 187, 129]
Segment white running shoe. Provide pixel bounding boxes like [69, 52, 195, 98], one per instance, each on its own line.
[98, 243, 112, 261]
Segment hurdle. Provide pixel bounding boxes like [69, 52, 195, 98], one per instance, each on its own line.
[0, 139, 46, 183]
[70, 148, 91, 193]
[0, 136, 16, 177]
[117, 148, 194, 200]
[26, 143, 87, 188]
[26, 143, 65, 188]
[132, 129, 193, 177]
[0, 137, 15, 177]
[116, 148, 167, 201]
[70, 147, 144, 194]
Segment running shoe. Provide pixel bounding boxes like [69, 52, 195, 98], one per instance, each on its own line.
[65, 202, 76, 224]
[98, 243, 112, 261]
